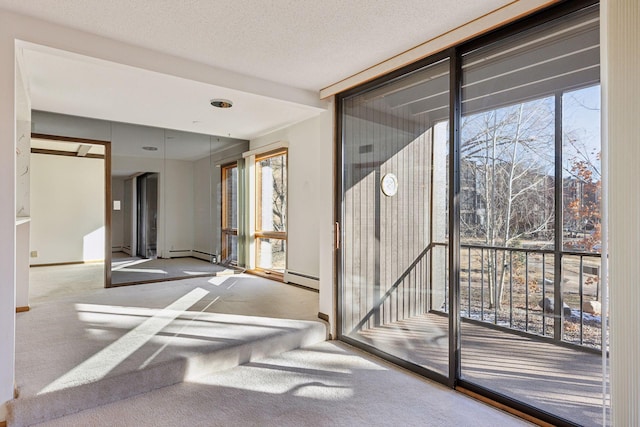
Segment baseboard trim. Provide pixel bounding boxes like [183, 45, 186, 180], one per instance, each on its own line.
[283, 270, 319, 290]
[16, 306, 30, 313]
[31, 260, 103, 267]
[455, 386, 554, 427]
[247, 269, 284, 283]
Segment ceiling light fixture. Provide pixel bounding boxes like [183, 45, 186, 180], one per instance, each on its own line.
[142, 146, 158, 151]
[210, 98, 233, 109]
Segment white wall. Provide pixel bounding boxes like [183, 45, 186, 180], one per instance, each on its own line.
[193, 155, 215, 258]
[250, 105, 335, 325]
[30, 154, 105, 264]
[15, 49, 32, 310]
[1, 27, 18, 419]
[31, 111, 202, 260]
[164, 159, 195, 256]
[111, 177, 125, 251]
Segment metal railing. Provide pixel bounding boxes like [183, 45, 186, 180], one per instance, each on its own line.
[459, 244, 603, 349]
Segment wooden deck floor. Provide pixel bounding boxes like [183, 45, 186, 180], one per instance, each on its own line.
[352, 312, 606, 426]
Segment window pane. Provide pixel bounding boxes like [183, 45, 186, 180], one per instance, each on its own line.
[341, 58, 450, 378]
[224, 166, 238, 230]
[461, 96, 556, 249]
[257, 153, 287, 232]
[460, 6, 603, 426]
[562, 85, 601, 253]
[224, 233, 238, 265]
[256, 238, 286, 273]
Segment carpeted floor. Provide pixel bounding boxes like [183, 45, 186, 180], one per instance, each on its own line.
[33, 340, 531, 427]
[111, 254, 236, 285]
[13, 271, 324, 425]
[18, 264, 531, 426]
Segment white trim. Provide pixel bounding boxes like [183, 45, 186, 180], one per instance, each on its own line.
[320, 0, 558, 98]
[284, 271, 319, 291]
[242, 141, 288, 159]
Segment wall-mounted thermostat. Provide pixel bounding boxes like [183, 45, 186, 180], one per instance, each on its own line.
[381, 173, 398, 197]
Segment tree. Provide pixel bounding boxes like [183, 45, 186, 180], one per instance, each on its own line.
[564, 152, 601, 253]
[460, 97, 555, 309]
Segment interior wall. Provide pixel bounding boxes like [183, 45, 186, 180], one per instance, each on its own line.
[15, 50, 32, 310]
[250, 107, 335, 320]
[164, 158, 194, 257]
[250, 117, 322, 278]
[31, 111, 206, 260]
[30, 154, 105, 264]
[111, 177, 125, 251]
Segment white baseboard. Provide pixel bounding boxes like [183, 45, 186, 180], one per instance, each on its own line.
[167, 249, 193, 258]
[191, 250, 218, 263]
[284, 270, 319, 290]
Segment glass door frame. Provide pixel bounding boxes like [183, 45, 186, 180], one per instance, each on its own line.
[334, 1, 600, 426]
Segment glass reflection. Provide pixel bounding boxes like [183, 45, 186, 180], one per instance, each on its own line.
[110, 127, 249, 286]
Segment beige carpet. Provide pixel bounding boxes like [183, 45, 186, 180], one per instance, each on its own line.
[11, 273, 324, 426]
[18, 265, 531, 427]
[33, 341, 531, 427]
[111, 255, 235, 285]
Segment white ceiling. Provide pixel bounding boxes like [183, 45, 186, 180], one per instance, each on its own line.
[2, 0, 512, 139]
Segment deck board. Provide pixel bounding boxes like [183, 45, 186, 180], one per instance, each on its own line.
[350, 312, 605, 426]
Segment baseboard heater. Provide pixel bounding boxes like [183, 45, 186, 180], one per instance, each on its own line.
[284, 270, 319, 290]
[191, 250, 218, 263]
[168, 249, 193, 258]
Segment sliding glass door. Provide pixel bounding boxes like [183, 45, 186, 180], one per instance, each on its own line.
[339, 58, 451, 379]
[458, 6, 603, 425]
[337, 2, 604, 425]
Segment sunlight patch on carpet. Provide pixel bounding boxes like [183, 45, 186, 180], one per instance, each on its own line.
[38, 287, 210, 395]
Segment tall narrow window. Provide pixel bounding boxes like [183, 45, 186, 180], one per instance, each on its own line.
[255, 150, 287, 275]
[221, 163, 238, 265]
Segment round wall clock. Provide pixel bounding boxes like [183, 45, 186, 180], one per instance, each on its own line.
[380, 173, 398, 197]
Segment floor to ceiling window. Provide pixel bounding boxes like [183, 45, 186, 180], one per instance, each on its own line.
[337, 2, 604, 426]
[255, 150, 287, 275]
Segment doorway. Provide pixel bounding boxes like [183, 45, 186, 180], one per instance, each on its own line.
[30, 133, 111, 288]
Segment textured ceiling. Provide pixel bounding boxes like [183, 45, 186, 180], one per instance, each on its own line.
[0, 0, 512, 92]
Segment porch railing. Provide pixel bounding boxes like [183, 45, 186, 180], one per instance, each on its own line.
[459, 244, 603, 349]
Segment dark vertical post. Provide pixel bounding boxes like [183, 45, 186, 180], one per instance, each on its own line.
[374, 167, 381, 327]
[554, 92, 564, 341]
[448, 49, 461, 387]
[335, 95, 344, 339]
